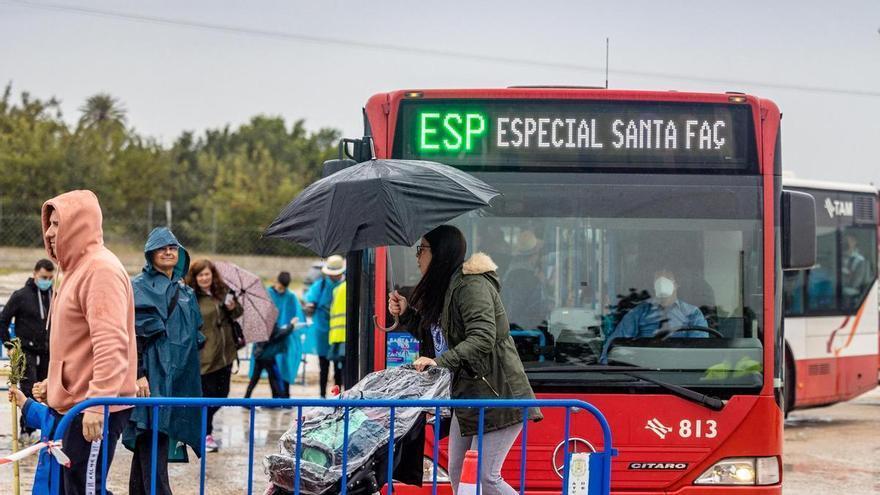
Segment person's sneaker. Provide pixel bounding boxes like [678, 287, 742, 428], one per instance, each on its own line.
[205, 434, 219, 452]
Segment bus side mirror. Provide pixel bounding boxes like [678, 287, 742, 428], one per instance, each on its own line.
[323, 158, 357, 177]
[323, 136, 374, 177]
[782, 190, 817, 270]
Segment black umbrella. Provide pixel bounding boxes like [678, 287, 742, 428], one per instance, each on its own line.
[264, 159, 499, 256]
[264, 158, 500, 330]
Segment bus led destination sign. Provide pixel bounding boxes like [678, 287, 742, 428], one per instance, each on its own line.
[420, 113, 725, 152]
[495, 116, 726, 151]
[395, 100, 756, 170]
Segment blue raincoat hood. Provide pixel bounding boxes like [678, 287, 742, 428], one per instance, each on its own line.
[143, 227, 190, 280]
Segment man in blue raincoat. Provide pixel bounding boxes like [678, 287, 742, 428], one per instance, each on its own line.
[303, 256, 345, 398]
[124, 227, 204, 495]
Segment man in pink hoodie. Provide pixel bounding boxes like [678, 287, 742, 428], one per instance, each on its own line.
[35, 190, 138, 494]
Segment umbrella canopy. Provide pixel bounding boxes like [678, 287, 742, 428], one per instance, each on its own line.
[263, 159, 500, 257]
[214, 261, 278, 343]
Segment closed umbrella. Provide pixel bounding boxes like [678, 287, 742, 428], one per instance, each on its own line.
[214, 261, 277, 343]
[264, 159, 500, 330]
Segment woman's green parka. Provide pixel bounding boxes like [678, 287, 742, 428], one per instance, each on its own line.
[403, 253, 542, 437]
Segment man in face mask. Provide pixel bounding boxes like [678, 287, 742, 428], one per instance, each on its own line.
[601, 269, 708, 362]
[0, 259, 55, 437]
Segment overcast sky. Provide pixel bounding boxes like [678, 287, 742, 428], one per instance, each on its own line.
[2, 0, 879, 185]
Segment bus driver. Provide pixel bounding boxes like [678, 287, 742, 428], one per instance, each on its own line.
[600, 268, 708, 363]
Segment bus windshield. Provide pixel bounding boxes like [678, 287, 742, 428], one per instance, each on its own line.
[387, 173, 764, 396]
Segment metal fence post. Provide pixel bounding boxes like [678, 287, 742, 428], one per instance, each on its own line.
[476, 407, 485, 495]
[432, 407, 440, 495]
[520, 407, 528, 495]
[101, 406, 109, 495]
[200, 407, 207, 495]
[248, 406, 256, 494]
[387, 407, 395, 495]
[341, 407, 351, 495]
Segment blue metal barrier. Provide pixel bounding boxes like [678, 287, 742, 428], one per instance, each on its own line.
[51, 397, 616, 495]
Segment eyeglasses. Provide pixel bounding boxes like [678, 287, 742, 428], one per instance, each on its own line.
[416, 244, 431, 257]
[157, 245, 179, 253]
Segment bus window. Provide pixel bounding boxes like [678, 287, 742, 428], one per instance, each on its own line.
[783, 271, 805, 316]
[806, 226, 839, 312]
[840, 227, 877, 311]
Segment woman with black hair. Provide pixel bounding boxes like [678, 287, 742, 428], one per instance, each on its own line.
[389, 225, 541, 495]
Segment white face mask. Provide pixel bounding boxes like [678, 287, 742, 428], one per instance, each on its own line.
[654, 277, 675, 299]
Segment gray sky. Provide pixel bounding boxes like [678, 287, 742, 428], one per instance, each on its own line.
[2, 0, 879, 185]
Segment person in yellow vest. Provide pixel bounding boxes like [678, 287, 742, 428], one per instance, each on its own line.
[327, 280, 346, 392]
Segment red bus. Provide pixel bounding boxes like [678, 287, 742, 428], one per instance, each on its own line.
[781, 178, 879, 412]
[340, 88, 816, 494]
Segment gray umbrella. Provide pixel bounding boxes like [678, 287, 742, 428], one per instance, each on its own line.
[263, 159, 499, 257]
[264, 158, 500, 330]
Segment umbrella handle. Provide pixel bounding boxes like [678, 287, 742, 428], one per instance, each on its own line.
[373, 315, 399, 332]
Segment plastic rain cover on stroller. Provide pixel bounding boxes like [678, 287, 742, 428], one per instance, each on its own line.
[264, 365, 452, 494]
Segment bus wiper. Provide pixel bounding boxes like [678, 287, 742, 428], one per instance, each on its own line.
[526, 364, 656, 373]
[526, 363, 726, 411]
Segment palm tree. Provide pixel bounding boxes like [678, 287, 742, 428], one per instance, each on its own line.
[78, 93, 126, 130]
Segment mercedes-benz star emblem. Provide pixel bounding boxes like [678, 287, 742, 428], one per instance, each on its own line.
[552, 438, 596, 478]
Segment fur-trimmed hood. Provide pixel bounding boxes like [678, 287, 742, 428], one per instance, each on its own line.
[459, 252, 501, 292]
[462, 252, 498, 275]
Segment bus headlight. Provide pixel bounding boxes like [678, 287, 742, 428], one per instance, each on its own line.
[423, 457, 450, 483]
[694, 457, 779, 485]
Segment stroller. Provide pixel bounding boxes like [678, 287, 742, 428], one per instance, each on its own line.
[264, 365, 451, 494]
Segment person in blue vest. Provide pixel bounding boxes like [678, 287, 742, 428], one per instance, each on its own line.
[303, 256, 345, 398]
[8, 385, 61, 495]
[265, 271, 306, 397]
[124, 227, 204, 495]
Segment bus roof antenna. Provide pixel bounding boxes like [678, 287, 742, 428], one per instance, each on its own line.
[362, 107, 372, 138]
[362, 108, 376, 159]
[605, 37, 610, 89]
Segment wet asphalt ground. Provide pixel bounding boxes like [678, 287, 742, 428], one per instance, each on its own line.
[1, 383, 878, 494]
[783, 386, 880, 494]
